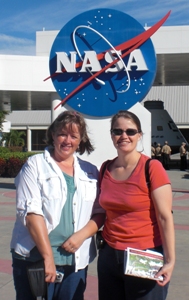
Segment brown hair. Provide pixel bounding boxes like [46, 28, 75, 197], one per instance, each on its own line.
[46, 111, 94, 155]
[110, 110, 142, 133]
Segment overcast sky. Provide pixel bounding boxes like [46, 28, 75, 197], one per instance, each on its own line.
[0, 0, 188, 55]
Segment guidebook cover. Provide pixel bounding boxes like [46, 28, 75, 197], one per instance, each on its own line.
[124, 247, 164, 281]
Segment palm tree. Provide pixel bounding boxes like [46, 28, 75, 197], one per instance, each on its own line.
[2, 130, 26, 147]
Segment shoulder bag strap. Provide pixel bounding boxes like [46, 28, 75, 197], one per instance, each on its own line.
[145, 158, 152, 190]
[99, 160, 111, 188]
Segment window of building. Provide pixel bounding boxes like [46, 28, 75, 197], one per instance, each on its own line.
[32, 130, 46, 151]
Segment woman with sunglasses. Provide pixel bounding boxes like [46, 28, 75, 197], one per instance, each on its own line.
[11, 111, 105, 300]
[97, 110, 175, 300]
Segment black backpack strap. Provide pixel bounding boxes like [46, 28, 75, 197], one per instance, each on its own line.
[145, 158, 152, 189]
[99, 160, 110, 188]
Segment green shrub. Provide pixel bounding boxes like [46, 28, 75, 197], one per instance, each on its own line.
[0, 158, 6, 176]
[6, 157, 27, 178]
[1, 152, 39, 161]
[0, 147, 11, 153]
[0, 151, 42, 177]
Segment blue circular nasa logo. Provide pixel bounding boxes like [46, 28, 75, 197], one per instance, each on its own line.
[49, 8, 157, 117]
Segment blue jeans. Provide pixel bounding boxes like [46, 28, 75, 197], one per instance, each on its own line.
[97, 243, 169, 300]
[12, 257, 87, 300]
[48, 265, 88, 300]
[12, 257, 38, 300]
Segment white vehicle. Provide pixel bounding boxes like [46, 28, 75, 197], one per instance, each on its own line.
[144, 100, 188, 154]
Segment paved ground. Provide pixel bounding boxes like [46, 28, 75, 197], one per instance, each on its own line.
[0, 168, 189, 300]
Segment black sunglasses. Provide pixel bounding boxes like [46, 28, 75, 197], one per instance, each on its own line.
[111, 128, 140, 136]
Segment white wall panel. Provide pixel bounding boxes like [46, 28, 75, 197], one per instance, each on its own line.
[0, 55, 55, 92]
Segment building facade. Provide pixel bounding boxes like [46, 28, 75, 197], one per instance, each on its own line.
[0, 25, 189, 165]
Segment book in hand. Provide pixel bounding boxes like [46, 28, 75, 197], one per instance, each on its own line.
[124, 247, 164, 281]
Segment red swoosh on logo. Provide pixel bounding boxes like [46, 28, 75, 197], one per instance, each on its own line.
[45, 11, 171, 110]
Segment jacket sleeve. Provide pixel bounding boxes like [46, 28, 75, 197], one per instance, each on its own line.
[14, 156, 44, 226]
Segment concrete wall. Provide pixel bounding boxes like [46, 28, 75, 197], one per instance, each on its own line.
[36, 25, 189, 56]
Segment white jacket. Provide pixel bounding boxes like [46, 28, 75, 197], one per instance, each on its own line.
[10, 148, 104, 271]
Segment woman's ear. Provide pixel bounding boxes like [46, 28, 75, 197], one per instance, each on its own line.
[137, 132, 142, 141]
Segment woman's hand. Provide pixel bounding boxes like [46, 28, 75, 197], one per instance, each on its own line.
[43, 256, 57, 283]
[62, 214, 105, 253]
[155, 262, 175, 286]
[61, 231, 85, 253]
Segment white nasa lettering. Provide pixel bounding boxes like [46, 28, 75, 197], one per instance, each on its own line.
[127, 49, 148, 71]
[56, 52, 77, 73]
[105, 49, 148, 72]
[55, 49, 148, 73]
[105, 50, 123, 73]
[79, 51, 102, 72]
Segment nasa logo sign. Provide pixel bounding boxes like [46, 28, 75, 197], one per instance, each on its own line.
[48, 8, 170, 117]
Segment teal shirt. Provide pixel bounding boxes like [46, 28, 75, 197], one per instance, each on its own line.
[49, 172, 76, 265]
[12, 172, 76, 265]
